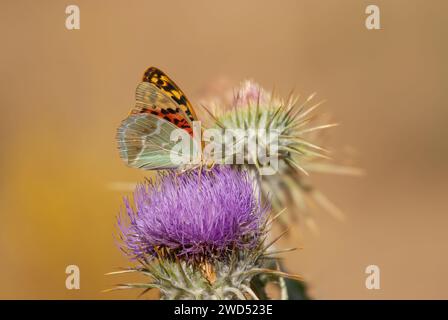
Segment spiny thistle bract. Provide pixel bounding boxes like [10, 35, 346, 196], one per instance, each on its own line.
[109, 166, 302, 299]
[207, 81, 361, 229]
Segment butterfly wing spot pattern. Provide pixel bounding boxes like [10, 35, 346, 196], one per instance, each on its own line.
[117, 67, 197, 170]
[142, 67, 198, 123]
[132, 81, 193, 134]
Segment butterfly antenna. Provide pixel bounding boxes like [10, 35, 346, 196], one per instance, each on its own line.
[199, 103, 225, 129]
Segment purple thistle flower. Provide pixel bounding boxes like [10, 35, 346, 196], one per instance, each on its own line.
[118, 166, 269, 262]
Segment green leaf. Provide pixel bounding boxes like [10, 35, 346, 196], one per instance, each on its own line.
[282, 277, 310, 300]
[278, 263, 310, 300]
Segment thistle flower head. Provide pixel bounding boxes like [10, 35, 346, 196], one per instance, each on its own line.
[206, 80, 361, 228]
[213, 80, 331, 172]
[119, 166, 268, 262]
[113, 166, 303, 299]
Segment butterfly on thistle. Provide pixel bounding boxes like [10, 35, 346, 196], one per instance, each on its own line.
[117, 67, 202, 170]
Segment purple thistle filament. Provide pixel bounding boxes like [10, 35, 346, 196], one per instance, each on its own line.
[119, 166, 268, 261]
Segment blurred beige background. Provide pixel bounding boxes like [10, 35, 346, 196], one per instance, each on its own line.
[0, 0, 447, 299]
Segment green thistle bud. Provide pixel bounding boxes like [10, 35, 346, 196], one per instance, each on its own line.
[208, 81, 362, 229]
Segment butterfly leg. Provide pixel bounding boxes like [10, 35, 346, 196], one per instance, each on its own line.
[197, 161, 204, 184]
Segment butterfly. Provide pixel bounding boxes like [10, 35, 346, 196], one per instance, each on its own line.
[117, 67, 200, 170]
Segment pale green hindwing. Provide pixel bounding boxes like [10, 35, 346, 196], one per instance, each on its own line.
[117, 113, 193, 170]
